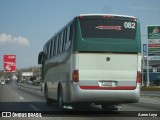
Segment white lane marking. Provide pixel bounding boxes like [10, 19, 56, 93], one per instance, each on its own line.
[19, 97, 24, 100]
[30, 104, 40, 111]
[140, 101, 160, 105]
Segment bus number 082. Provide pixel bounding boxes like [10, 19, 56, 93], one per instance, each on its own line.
[124, 22, 135, 29]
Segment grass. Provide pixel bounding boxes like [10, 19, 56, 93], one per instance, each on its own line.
[141, 86, 160, 91]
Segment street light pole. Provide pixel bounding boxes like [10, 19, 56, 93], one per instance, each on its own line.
[146, 43, 150, 86]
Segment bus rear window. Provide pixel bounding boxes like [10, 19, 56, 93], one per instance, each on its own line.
[80, 19, 136, 39]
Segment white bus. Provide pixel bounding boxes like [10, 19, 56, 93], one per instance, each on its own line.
[38, 14, 141, 110]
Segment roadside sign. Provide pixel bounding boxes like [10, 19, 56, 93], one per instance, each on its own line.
[147, 25, 160, 86]
[3, 55, 16, 72]
[143, 44, 147, 52]
[148, 56, 160, 60]
[148, 39, 160, 44]
[147, 26, 160, 39]
[148, 44, 160, 48]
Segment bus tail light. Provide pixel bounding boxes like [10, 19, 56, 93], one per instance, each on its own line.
[72, 70, 79, 82]
[79, 16, 83, 20]
[136, 71, 141, 84]
[102, 15, 114, 18]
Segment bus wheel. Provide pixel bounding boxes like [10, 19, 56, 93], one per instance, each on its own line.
[45, 86, 53, 105]
[101, 104, 121, 111]
[58, 86, 64, 110]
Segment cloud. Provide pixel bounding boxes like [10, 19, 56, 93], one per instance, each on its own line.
[0, 34, 30, 46]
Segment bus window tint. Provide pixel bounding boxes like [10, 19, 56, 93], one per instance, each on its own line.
[80, 19, 136, 39]
[65, 27, 71, 50]
[50, 39, 53, 58]
[53, 36, 58, 55]
[69, 24, 73, 41]
[57, 34, 62, 54]
[62, 29, 67, 51]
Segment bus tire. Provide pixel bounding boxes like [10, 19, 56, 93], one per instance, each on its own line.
[45, 85, 53, 105]
[58, 84, 64, 110]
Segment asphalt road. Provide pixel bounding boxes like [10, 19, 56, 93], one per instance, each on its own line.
[141, 91, 160, 97]
[0, 80, 160, 120]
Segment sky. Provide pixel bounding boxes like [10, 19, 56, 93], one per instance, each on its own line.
[0, 0, 160, 69]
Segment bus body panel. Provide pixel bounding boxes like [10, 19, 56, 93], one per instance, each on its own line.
[78, 53, 137, 87]
[44, 51, 72, 101]
[67, 53, 140, 104]
[69, 84, 140, 103]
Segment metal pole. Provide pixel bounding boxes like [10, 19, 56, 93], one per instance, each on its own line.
[146, 43, 150, 86]
[142, 56, 144, 86]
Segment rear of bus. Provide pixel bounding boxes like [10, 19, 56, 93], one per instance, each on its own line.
[70, 14, 141, 105]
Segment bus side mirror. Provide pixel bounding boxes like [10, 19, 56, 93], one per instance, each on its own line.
[38, 51, 44, 64]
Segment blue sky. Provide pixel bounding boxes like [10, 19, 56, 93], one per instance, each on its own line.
[0, 0, 160, 69]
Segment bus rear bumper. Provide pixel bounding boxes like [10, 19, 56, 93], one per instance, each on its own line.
[69, 84, 140, 104]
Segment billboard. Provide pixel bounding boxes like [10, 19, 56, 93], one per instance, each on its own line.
[147, 26, 160, 39]
[3, 55, 16, 72]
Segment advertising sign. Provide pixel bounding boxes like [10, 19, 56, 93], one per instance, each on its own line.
[148, 44, 160, 48]
[147, 26, 160, 39]
[22, 72, 33, 76]
[148, 39, 160, 44]
[3, 55, 16, 72]
[148, 56, 160, 60]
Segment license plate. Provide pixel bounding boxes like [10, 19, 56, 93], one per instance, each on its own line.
[102, 82, 116, 87]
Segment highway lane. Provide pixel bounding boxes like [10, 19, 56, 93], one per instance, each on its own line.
[141, 91, 160, 97]
[0, 80, 160, 120]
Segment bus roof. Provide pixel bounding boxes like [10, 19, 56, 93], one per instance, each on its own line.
[79, 14, 135, 19]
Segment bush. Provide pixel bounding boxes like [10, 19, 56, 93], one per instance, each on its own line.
[141, 86, 160, 91]
[30, 76, 37, 81]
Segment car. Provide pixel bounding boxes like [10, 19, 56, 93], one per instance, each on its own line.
[0, 79, 5, 85]
[27, 80, 33, 84]
[32, 80, 40, 86]
[154, 79, 160, 86]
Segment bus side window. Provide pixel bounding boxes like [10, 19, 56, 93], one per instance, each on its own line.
[52, 38, 55, 57]
[50, 39, 53, 58]
[60, 32, 63, 53]
[62, 29, 67, 51]
[57, 33, 62, 54]
[38, 51, 44, 64]
[43, 46, 47, 61]
[65, 25, 72, 50]
[69, 24, 73, 41]
[46, 42, 50, 59]
[53, 36, 58, 56]
[53, 37, 56, 56]
[48, 41, 52, 59]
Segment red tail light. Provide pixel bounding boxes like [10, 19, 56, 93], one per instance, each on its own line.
[133, 17, 137, 21]
[72, 70, 79, 82]
[79, 16, 83, 20]
[102, 15, 114, 18]
[136, 71, 141, 84]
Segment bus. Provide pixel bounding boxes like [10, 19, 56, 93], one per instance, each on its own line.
[38, 14, 141, 111]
